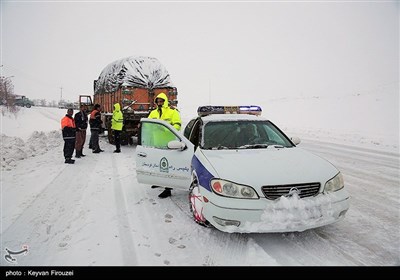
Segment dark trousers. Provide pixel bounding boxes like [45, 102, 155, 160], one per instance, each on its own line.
[90, 129, 100, 151]
[75, 129, 86, 153]
[114, 130, 121, 151]
[63, 139, 75, 159]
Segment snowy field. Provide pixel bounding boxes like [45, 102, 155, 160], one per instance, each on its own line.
[0, 90, 399, 266]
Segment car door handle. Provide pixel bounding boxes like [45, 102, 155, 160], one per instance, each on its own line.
[137, 152, 147, 158]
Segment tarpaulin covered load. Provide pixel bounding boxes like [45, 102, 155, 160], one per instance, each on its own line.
[94, 56, 174, 94]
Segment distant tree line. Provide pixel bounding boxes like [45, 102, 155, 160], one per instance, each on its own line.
[0, 76, 19, 113]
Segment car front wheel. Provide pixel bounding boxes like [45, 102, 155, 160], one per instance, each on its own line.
[188, 182, 210, 227]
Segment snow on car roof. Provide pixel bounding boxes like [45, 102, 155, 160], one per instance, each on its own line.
[197, 105, 262, 116]
[201, 113, 267, 123]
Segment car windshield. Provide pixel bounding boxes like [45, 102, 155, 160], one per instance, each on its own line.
[201, 120, 294, 150]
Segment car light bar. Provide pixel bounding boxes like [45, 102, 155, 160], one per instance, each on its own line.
[197, 105, 262, 116]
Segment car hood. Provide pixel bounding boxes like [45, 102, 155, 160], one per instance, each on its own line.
[201, 147, 338, 186]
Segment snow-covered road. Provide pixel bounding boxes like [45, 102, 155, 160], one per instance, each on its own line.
[250, 140, 400, 266]
[1, 129, 399, 266]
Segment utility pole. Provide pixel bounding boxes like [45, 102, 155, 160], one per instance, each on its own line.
[208, 79, 211, 104]
[60, 86, 63, 102]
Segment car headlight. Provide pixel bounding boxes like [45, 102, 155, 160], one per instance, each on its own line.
[211, 179, 259, 199]
[324, 172, 344, 192]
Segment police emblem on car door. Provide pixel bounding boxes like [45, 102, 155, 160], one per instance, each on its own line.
[135, 119, 194, 189]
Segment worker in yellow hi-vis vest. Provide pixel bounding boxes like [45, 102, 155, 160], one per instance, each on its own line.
[148, 92, 182, 198]
[111, 102, 124, 153]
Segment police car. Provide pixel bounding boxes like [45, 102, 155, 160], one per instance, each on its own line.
[135, 106, 350, 233]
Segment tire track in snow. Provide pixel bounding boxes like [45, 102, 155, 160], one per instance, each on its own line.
[301, 141, 399, 173]
[1, 158, 91, 265]
[35, 107, 62, 123]
[120, 146, 175, 266]
[110, 153, 138, 265]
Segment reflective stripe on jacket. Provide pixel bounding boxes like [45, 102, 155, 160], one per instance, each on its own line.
[61, 115, 76, 139]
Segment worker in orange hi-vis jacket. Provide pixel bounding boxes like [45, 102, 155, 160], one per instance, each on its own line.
[61, 108, 76, 164]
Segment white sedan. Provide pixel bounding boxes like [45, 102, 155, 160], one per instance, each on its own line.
[135, 105, 350, 233]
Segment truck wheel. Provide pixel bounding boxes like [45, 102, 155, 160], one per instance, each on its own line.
[26, 104, 31, 108]
[120, 132, 129, 146]
[108, 128, 115, 144]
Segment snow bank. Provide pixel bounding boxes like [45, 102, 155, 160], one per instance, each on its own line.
[1, 130, 62, 170]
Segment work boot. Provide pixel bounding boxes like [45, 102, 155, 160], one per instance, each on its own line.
[113, 149, 121, 153]
[151, 185, 162, 189]
[158, 188, 172, 198]
[75, 151, 81, 158]
[65, 158, 75, 164]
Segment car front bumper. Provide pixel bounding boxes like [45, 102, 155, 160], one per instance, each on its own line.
[203, 189, 350, 233]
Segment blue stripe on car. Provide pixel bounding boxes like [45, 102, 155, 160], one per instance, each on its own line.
[191, 156, 214, 191]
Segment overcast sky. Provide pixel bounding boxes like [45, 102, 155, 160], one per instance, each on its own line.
[1, 1, 398, 113]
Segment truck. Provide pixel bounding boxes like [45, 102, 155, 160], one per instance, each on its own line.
[80, 56, 178, 145]
[14, 95, 34, 108]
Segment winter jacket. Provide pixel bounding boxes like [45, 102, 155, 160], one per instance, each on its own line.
[89, 109, 102, 130]
[61, 114, 76, 140]
[74, 110, 88, 130]
[111, 103, 124, 131]
[148, 92, 181, 131]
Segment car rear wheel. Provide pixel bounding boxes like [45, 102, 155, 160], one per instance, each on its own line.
[188, 182, 210, 227]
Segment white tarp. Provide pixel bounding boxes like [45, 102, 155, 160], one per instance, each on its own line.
[94, 56, 174, 94]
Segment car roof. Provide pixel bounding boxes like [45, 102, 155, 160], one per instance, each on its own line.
[200, 113, 268, 123]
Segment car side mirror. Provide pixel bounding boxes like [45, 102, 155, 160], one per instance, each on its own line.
[168, 140, 187, 151]
[290, 136, 301, 145]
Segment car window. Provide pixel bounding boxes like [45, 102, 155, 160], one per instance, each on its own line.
[141, 122, 180, 149]
[202, 122, 239, 149]
[262, 126, 286, 145]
